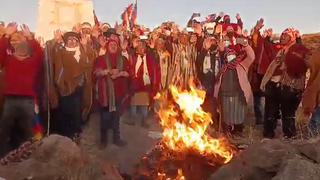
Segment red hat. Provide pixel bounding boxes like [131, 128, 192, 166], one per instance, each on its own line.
[223, 15, 230, 22]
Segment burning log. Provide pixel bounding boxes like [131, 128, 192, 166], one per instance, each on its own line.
[134, 83, 236, 180]
[134, 141, 235, 180]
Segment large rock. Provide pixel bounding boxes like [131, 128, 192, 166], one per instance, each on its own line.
[210, 138, 320, 180]
[0, 135, 122, 180]
[272, 155, 320, 180]
[294, 138, 320, 163]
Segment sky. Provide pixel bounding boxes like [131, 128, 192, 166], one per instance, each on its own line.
[0, 0, 319, 34]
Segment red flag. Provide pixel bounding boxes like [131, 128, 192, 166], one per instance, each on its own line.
[121, 3, 134, 30]
[126, 3, 134, 18]
[130, 1, 137, 30]
[93, 10, 100, 26]
[121, 11, 129, 28]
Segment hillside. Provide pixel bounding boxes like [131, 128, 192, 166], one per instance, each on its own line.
[303, 33, 320, 51]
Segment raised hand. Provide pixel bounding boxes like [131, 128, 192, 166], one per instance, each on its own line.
[74, 23, 81, 33]
[203, 38, 213, 50]
[54, 29, 63, 43]
[80, 34, 88, 46]
[266, 28, 273, 37]
[236, 13, 241, 20]
[120, 38, 129, 51]
[21, 24, 32, 38]
[295, 30, 301, 38]
[255, 18, 264, 30]
[217, 40, 225, 52]
[5, 22, 18, 36]
[91, 25, 100, 38]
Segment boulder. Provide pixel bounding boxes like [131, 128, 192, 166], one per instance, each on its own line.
[0, 135, 122, 180]
[209, 140, 297, 180]
[294, 138, 320, 163]
[272, 155, 320, 180]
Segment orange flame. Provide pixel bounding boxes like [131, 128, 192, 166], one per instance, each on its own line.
[156, 84, 233, 163]
[157, 169, 185, 180]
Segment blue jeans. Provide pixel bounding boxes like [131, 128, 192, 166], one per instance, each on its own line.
[130, 105, 149, 123]
[309, 107, 320, 136]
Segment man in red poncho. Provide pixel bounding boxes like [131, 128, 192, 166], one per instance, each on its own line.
[94, 38, 130, 148]
[0, 23, 43, 157]
[260, 28, 310, 139]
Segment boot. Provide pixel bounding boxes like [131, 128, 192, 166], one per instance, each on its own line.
[113, 130, 127, 147]
[99, 130, 108, 149]
[141, 118, 150, 129]
[124, 118, 135, 126]
[113, 118, 127, 147]
[113, 139, 127, 147]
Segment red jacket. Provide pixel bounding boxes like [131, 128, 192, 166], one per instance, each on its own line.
[0, 37, 43, 98]
[131, 53, 160, 98]
[253, 34, 281, 75]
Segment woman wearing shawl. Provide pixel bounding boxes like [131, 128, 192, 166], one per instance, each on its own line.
[214, 38, 255, 136]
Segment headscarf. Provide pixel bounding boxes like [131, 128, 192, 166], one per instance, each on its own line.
[281, 28, 298, 45]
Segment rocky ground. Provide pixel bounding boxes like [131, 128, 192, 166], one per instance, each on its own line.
[79, 112, 161, 175]
[1, 109, 320, 180]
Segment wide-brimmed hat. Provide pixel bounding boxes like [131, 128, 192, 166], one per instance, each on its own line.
[63, 32, 80, 43]
[103, 28, 119, 38]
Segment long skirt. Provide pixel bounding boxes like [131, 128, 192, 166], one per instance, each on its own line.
[220, 95, 246, 126]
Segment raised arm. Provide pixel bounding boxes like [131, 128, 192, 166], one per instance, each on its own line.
[0, 23, 18, 67]
[0, 36, 9, 67]
[236, 13, 243, 29]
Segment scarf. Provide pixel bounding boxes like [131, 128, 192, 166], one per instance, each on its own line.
[65, 46, 81, 62]
[159, 51, 170, 88]
[105, 54, 123, 112]
[217, 50, 247, 78]
[203, 52, 212, 74]
[135, 55, 151, 85]
[260, 42, 295, 88]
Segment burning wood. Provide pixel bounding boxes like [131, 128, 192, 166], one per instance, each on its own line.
[135, 83, 235, 180]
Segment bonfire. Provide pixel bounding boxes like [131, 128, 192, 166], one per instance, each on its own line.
[135, 83, 235, 180]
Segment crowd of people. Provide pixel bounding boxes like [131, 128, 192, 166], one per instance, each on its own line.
[0, 12, 319, 157]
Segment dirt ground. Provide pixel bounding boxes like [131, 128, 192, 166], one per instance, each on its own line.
[78, 107, 311, 177]
[80, 112, 161, 175]
[79, 110, 265, 176]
